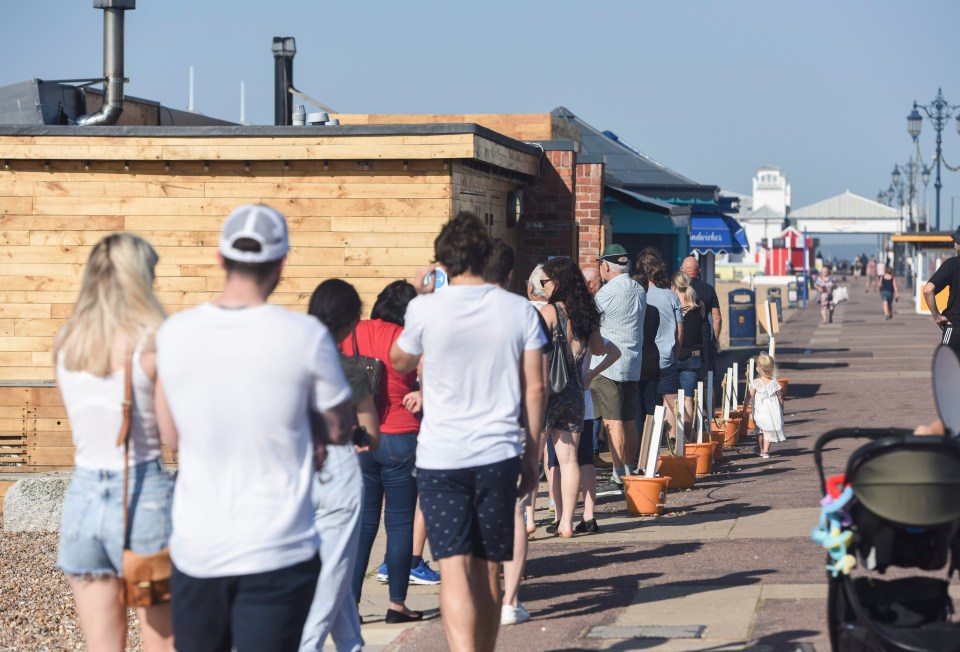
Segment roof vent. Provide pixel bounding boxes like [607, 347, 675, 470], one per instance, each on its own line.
[77, 0, 135, 126]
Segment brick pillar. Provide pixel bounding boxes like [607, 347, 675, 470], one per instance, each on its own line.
[574, 161, 605, 268]
[518, 149, 577, 285]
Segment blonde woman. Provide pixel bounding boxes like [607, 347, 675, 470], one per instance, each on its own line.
[54, 233, 174, 651]
[672, 271, 708, 440]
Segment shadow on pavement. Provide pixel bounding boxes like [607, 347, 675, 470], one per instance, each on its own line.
[784, 383, 822, 399]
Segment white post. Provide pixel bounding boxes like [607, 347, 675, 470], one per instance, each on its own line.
[696, 381, 705, 443]
[646, 405, 666, 478]
[748, 357, 755, 387]
[706, 370, 714, 436]
[765, 299, 775, 357]
[188, 65, 195, 112]
[733, 362, 739, 411]
[675, 389, 685, 456]
[722, 367, 732, 420]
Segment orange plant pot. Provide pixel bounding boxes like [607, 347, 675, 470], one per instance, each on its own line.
[684, 442, 716, 475]
[723, 418, 742, 447]
[623, 475, 670, 516]
[709, 431, 725, 462]
[657, 454, 699, 489]
[777, 378, 790, 397]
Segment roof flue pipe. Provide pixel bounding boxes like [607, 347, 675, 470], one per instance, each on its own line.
[273, 37, 296, 126]
[77, 0, 135, 126]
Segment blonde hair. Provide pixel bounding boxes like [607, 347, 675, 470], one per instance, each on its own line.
[55, 233, 166, 375]
[671, 271, 698, 306]
[756, 352, 777, 379]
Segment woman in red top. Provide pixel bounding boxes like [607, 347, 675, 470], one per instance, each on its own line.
[342, 281, 429, 623]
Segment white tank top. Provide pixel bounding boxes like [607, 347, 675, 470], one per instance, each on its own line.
[56, 342, 161, 471]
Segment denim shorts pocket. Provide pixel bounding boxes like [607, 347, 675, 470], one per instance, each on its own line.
[383, 434, 417, 466]
[129, 477, 173, 551]
[60, 487, 94, 543]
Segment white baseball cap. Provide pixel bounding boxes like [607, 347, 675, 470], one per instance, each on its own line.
[219, 204, 289, 263]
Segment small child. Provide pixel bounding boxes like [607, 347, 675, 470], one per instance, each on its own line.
[748, 353, 785, 458]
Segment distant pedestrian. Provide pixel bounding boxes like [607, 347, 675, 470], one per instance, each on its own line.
[580, 266, 611, 471]
[301, 279, 381, 652]
[923, 227, 960, 353]
[156, 204, 355, 652]
[54, 233, 174, 652]
[865, 256, 878, 292]
[540, 257, 619, 537]
[879, 268, 900, 321]
[672, 271, 710, 441]
[592, 244, 646, 496]
[747, 353, 785, 459]
[390, 212, 546, 652]
[680, 256, 721, 375]
[527, 264, 548, 310]
[636, 248, 683, 447]
[814, 267, 838, 324]
[853, 257, 862, 279]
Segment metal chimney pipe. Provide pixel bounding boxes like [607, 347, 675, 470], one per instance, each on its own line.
[78, 0, 135, 126]
[272, 37, 296, 126]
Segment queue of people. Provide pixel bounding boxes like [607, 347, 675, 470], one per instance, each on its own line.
[54, 202, 734, 652]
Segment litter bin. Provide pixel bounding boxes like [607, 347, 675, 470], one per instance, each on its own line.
[728, 289, 756, 348]
[767, 287, 783, 321]
[787, 282, 798, 308]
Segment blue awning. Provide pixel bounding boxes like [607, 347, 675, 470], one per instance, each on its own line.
[689, 215, 749, 254]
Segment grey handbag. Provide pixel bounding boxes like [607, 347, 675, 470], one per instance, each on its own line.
[548, 304, 570, 395]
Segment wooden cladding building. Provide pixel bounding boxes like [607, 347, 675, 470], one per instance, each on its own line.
[0, 123, 541, 471]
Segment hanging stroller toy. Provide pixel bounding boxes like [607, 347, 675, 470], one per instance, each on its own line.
[812, 346, 960, 651]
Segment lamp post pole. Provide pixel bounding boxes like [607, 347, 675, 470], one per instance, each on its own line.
[907, 88, 960, 231]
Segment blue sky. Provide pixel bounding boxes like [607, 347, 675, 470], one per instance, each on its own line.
[4, 0, 960, 251]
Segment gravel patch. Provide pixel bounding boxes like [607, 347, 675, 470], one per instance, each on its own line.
[0, 524, 143, 651]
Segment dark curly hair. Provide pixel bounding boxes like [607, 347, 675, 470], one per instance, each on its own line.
[542, 257, 600, 344]
[635, 247, 669, 289]
[434, 212, 492, 278]
[308, 279, 361, 340]
[371, 280, 417, 326]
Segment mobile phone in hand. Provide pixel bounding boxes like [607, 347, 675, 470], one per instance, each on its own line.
[352, 426, 371, 448]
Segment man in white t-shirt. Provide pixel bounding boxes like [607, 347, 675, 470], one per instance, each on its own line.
[155, 204, 355, 652]
[390, 213, 546, 652]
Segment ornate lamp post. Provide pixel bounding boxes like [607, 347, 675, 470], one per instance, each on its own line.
[890, 158, 925, 231]
[907, 88, 960, 231]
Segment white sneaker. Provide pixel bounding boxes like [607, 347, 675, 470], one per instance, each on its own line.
[501, 603, 531, 625]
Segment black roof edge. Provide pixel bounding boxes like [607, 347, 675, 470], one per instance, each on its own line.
[0, 123, 543, 157]
[622, 182, 720, 193]
[577, 154, 604, 165]
[528, 139, 577, 151]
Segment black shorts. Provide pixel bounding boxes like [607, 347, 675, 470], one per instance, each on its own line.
[417, 457, 519, 562]
[546, 420, 595, 469]
[171, 555, 320, 652]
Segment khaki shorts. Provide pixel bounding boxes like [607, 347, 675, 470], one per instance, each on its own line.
[590, 375, 638, 422]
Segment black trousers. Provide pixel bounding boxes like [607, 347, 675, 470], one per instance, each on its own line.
[171, 554, 320, 652]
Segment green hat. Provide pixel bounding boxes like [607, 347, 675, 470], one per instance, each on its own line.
[597, 244, 630, 264]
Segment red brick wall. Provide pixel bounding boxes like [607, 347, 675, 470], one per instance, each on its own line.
[518, 150, 576, 285]
[574, 161, 604, 268]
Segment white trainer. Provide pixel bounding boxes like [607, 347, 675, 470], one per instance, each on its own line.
[500, 602, 531, 625]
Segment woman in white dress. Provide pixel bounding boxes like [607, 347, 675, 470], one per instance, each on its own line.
[747, 353, 785, 458]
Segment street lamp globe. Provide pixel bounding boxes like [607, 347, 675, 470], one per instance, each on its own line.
[891, 164, 901, 187]
[922, 166, 931, 186]
[907, 107, 923, 139]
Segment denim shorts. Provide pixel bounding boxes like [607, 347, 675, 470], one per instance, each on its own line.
[677, 355, 702, 395]
[657, 362, 681, 395]
[57, 458, 174, 577]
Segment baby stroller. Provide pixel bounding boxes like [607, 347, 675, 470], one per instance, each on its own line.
[813, 427, 960, 651]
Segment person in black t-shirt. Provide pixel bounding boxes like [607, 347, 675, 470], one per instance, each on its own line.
[923, 228, 960, 350]
[681, 257, 721, 378]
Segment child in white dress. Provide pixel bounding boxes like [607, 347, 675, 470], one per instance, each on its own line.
[748, 353, 785, 458]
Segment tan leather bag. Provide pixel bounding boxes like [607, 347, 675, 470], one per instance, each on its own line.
[116, 352, 172, 608]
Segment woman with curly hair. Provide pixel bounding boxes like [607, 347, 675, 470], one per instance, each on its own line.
[540, 258, 619, 537]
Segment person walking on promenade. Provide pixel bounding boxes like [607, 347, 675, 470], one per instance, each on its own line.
[390, 212, 546, 652]
[54, 233, 174, 652]
[814, 267, 838, 324]
[865, 256, 878, 293]
[592, 244, 646, 496]
[673, 271, 709, 441]
[680, 256, 721, 379]
[343, 279, 435, 624]
[923, 228, 960, 353]
[879, 268, 900, 321]
[540, 257, 619, 538]
[301, 280, 381, 652]
[581, 266, 611, 471]
[636, 248, 683, 448]
[747, 353, 785, 459]
[155, 204, 355, 652]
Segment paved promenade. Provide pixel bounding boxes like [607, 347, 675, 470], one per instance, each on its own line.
[352, 283, 944, 651]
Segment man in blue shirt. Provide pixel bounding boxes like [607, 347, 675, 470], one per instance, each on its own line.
[591, 244, 647, 495]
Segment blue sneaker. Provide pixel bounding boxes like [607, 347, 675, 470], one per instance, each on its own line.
[409, 559, 441, 585]
[375, 563, 388, 583]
